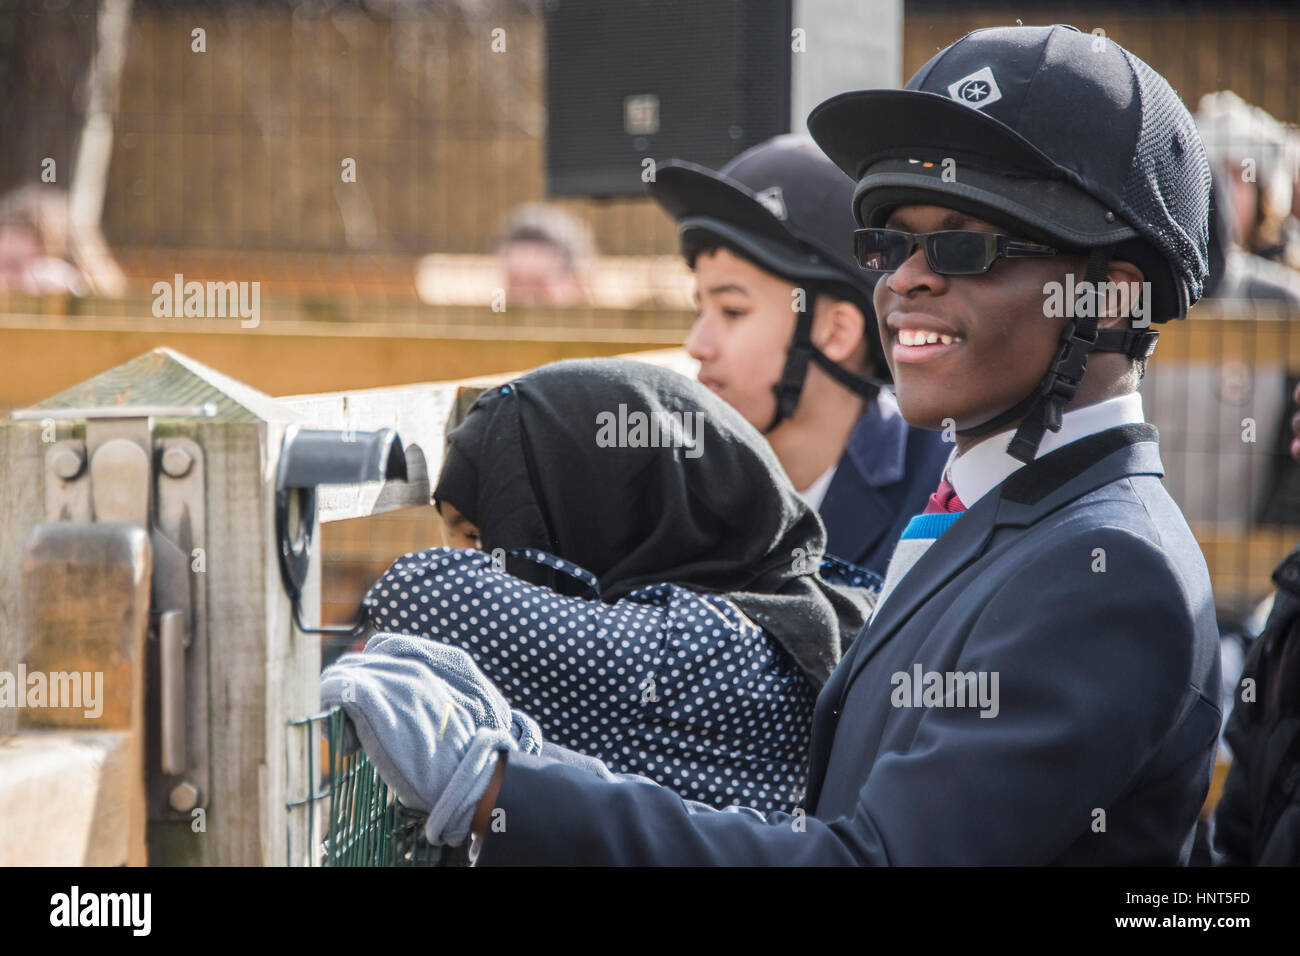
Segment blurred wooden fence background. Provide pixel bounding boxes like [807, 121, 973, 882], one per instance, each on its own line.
[3, 1, 1297, 284]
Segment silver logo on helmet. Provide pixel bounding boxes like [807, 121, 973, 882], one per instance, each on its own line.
[947, 67, 1002, 110]
[755, 186, 788, 220]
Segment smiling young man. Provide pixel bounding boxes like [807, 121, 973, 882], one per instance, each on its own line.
[648, 135, 949, 574]
[323, 25, 1224, 866]
[863, 203, 1152, 610]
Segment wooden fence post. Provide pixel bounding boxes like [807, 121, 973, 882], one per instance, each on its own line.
[2, 348, 320, 865]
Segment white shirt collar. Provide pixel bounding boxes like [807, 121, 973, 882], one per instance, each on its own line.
[946, 392, 1146, 509]
[799, 463, 838, 511]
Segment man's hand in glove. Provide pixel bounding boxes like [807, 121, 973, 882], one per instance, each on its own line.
[320, 635, 539, 845]
[360, 633, 543, 753]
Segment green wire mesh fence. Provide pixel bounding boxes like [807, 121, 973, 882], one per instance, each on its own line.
[286, 707, 467, 867]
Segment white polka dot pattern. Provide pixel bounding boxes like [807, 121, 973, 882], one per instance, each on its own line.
[364, 547, 816, 814]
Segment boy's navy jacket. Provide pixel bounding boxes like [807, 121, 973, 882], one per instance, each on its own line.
[820, 390, 950, 576]
[477, 424, 1224, 865]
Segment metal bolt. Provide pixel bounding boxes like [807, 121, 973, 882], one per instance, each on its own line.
[169, 781, 201, 813]
[161, 447, 194, 478]
[52, 447, 84, 479]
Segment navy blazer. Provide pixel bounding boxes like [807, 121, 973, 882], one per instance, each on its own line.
[819, 391, 950, 576]
[477, 424, 1223, 865]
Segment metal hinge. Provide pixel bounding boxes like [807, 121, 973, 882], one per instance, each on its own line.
[13, 404, 215, 821]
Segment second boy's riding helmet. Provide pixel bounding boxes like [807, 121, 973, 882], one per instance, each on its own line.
[648, 135, 889, 432]
[809, 24, 1212, 462]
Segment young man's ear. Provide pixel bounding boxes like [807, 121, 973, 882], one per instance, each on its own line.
[813, 296, 871, 369]
[1099, 259, 1146, 329]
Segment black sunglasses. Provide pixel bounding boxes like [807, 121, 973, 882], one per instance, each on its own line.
[853, 228, 1057, 276]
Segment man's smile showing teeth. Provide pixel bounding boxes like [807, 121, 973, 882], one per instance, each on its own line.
[897, 329, 959, 346]
[890, 324, 964, 365]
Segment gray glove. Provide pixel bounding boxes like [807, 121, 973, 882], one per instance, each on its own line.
[362, 633, 543, 755]
[322, 645, 513, 845]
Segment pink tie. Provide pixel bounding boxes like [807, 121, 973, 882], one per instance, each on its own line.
[924, 476, 967, 514]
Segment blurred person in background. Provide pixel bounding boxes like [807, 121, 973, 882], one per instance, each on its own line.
[1287, 127, 1300, 269]
[1192, 122, 1300, 845]
[1200, 155, 1300, 530]
[1197, 92, 1300, 271]
[495, 201, 594, 307]
[649, 135, 949, 576]
[1203, 170, 1300, 306]
[0, 185, 90, 297]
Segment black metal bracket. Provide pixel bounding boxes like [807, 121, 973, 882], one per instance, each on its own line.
[274, 426, 408, 637]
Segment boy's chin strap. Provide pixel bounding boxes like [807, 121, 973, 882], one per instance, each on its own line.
[766, 300, 890, 433]
[954, 246, 1160, 465]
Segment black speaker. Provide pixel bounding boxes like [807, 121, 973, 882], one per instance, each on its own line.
[544, 0, 793, 198]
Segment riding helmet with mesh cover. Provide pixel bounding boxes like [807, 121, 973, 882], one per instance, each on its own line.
[647, 134, 889, 432]
[808, 24, 1212, 462]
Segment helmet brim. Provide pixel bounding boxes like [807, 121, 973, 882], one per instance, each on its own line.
[809, 90, 1138, 249]
[648, 161, 791, 247]
[678, 217, 854, 285]
[649, 161, 861, 283]
[853, 160, 1138, 251]
[809, 89, 1061, 183]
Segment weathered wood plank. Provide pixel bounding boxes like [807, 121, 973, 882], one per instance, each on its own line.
[0, 318, 668, 417]
[0, 730, 142, 866]
[17, 522, 151, 864]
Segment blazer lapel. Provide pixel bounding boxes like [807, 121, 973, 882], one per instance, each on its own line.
[832, 423, 1164, 710]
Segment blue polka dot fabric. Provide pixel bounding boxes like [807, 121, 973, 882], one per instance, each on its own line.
[363, 547, 817, 814]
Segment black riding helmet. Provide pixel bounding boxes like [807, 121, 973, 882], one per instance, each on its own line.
[648, 134, 889, 432]
[809, 24, 1212, 463]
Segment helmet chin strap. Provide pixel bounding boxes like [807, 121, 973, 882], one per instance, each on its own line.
[766, 297, 889, 434]
[953, 246, 1157, 464]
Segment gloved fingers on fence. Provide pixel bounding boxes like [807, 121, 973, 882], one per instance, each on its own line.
[321, 652, 486, 815]
[510, 708, 543, 756]
[340, 713, 362, 758]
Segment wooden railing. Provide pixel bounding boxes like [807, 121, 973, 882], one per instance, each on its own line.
[0, 296, 696, 418]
